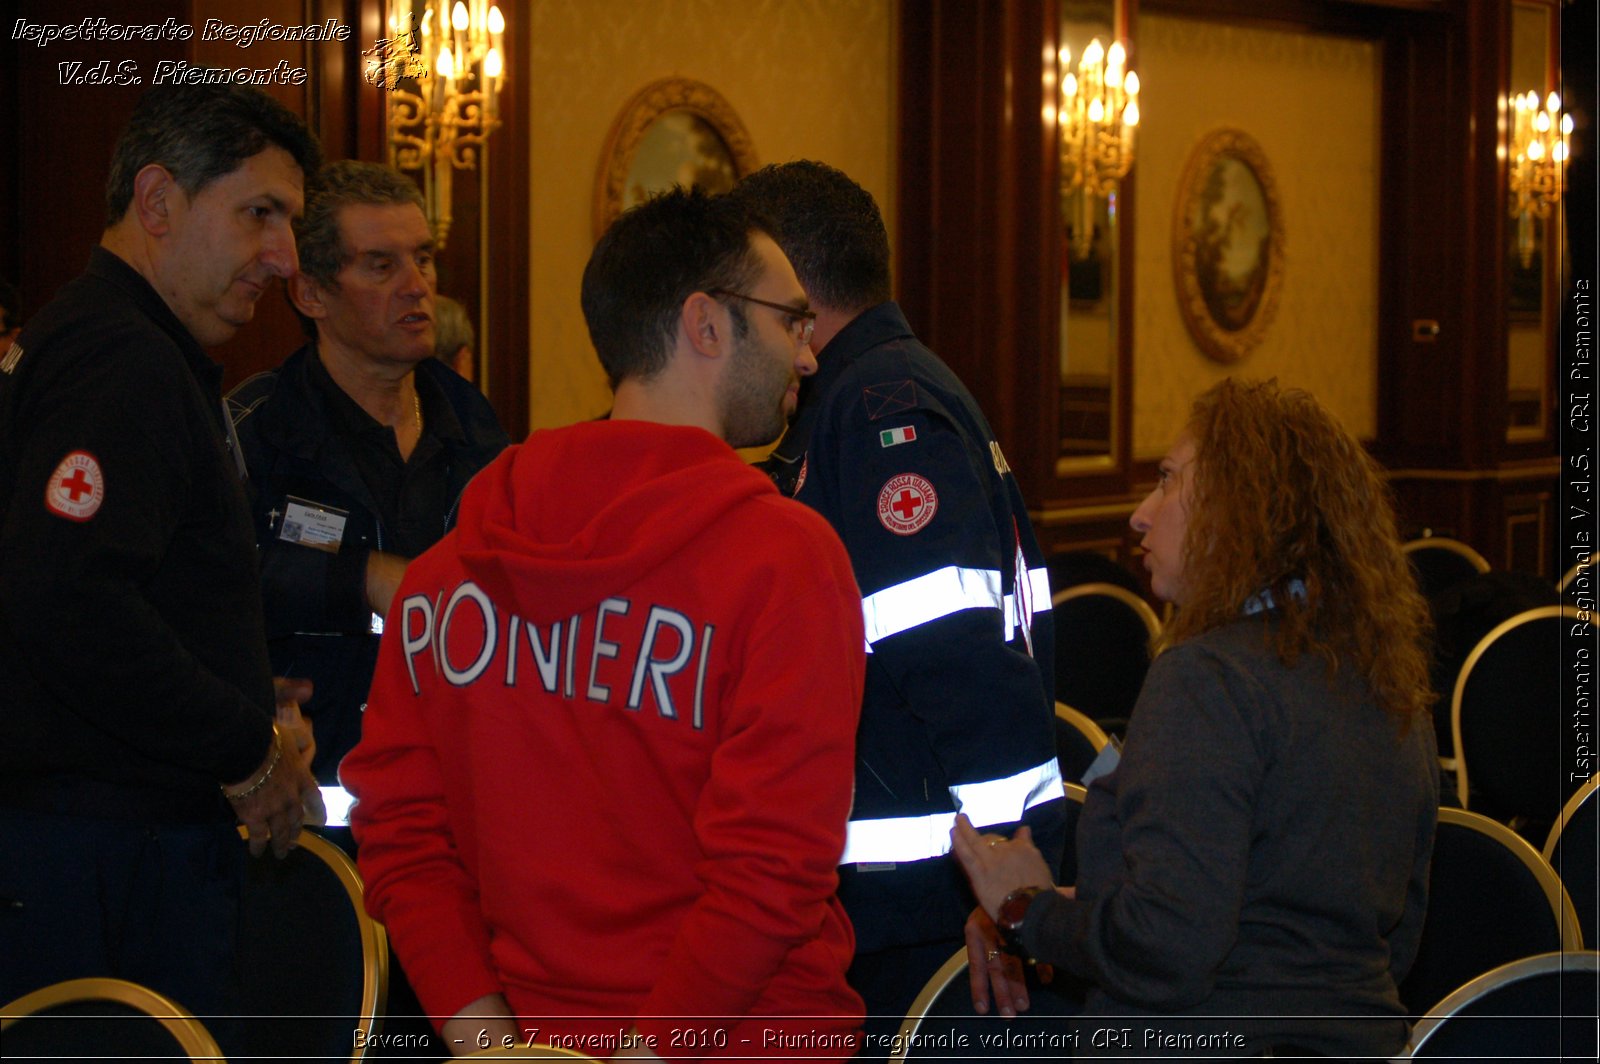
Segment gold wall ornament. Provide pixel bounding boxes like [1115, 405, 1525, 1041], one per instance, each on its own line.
[380, 0, 506, 249]
[1057, 37, 1141, 261]
[592, 78, 760, 240]
[1508, 90, 1571, 269]
[1171, 129, 1285, 365]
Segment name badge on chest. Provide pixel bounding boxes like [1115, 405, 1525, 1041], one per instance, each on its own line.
[278, 496, 348, 553]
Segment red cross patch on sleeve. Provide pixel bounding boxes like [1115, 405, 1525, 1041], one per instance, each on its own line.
[44, 450, 105, 521]
[877, 473, 938, 535]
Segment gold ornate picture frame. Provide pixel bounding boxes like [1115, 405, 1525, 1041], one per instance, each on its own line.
[1172, 128, 1285, 364]
[592, 78, 760, 239]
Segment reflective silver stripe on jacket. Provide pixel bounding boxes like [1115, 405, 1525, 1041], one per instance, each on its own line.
[860, 565, 1052, 652]
[840, 757, 1065, 865]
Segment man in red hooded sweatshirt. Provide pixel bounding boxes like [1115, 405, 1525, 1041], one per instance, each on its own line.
[343, 187, 867, 1060]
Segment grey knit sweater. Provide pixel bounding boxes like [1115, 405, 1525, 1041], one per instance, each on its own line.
[1025, 615, 1438, 1058]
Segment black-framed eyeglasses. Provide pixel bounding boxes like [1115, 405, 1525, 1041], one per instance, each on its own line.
[708, 289, 816, 347]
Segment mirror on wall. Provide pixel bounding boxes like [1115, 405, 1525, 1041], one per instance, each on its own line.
[1506, 0, 1559, 443]
[1056, 0, 1122, 468]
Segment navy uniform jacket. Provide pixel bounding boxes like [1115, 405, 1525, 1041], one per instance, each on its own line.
[0, 248, 274, 821]
[227, 346, 507, 781]
[763, 301, 1064, 952]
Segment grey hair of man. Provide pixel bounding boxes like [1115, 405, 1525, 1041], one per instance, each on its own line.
[434, 294, 475, 358]
[104, 83, 321, 226]
[580, 186, 770, 391]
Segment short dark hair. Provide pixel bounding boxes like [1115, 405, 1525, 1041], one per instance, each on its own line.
[105, 83, 321, 225]
[729, 160, 891, 312]
[580, 187, 767, 389]
[294, 160, 426, 287]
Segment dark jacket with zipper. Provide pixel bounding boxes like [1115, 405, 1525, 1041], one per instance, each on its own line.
[227, 344, 507, 781]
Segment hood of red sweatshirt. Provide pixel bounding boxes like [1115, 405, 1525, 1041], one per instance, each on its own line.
[451, 419, 777, 625]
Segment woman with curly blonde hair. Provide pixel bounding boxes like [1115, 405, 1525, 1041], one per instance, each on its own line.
[952, 379, 1439, 1058]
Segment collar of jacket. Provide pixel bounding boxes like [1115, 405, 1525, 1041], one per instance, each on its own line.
[245, 343, 384, 517]
[85, 246, 225, 406]
[771, 300, 918, 467]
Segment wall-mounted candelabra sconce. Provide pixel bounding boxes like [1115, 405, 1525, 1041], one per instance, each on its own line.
[1508, 89, 1571, 268]
[379, 0, 505, 248]
[1058, 37, 1140, 261]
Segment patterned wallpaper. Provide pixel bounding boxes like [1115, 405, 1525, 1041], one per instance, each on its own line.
[1130, 14, 1380, 457]
[520, 0, 895, 430]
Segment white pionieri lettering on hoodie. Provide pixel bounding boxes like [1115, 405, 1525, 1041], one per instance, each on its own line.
[398, 583, 715, 729]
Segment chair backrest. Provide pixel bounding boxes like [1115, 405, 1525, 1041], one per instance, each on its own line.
[1559, 557, 1595, 598]
[1402, 537, 1491, 599]
[1450, 605, 1582, 824]
[1051, 582, 1160, 727]
[1060, 781, 1087, 887]
[0, 976, 225, 1061]
[1053, 702, 1110, 784]
[1420, 568, 1559, 767]
[1401, 950, 1600, 1059]
[1398, 808, 1583, 1017]
[1544, 773, 1599, 948]
[889, 947, 1086, 1064]
[233, 826, 388, 1063]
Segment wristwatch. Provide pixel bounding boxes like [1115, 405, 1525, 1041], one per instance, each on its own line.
[996, 885, 1047, 955]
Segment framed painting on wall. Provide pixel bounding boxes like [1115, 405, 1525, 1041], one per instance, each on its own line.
[1172, 128, 1286, 364]
[592, 78, 760, 239]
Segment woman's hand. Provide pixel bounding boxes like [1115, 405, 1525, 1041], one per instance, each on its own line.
[950, 815, 1055, 917]
[964, 907, 1035, 1018]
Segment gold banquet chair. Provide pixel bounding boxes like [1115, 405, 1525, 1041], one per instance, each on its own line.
[233, 825, 389, 1063]
[888, 946, 1086, 1063]
[1051, 582, 1161, 732]
[0, 976, 225, 1061]
[1397, 807, 1583, 1018]
[1449, 605, 1585, 829]
[1401, 535, 1491, 600]
[1053, 702, 1110, 784]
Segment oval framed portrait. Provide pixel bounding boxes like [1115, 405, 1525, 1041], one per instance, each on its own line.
[1171, 129, 1285, 364]
[592, 78, 760, 239]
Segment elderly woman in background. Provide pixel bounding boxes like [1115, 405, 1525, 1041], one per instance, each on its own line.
[953, 378, 1438, 1058]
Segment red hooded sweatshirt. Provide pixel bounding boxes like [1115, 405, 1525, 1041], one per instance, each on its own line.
[344, 420, 866, 1058]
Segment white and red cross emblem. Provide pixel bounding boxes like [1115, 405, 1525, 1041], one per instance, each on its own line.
[45, 450, 105, 521]
[877, 473, 938, 535]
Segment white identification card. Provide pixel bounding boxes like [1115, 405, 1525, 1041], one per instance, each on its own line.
[278, 497, 348, 553]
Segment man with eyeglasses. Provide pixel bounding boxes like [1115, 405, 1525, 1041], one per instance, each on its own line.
[731, 161, 1066, 1036]
[343, 187, 867, 1057]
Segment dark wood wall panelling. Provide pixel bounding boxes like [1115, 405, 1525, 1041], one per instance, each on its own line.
[897, 0, 1563, 581]
[0, 0, 529, 437]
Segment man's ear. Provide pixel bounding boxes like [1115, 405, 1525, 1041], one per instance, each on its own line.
[130, 164, 177, 236]
[680, 291, 727, 360]
[288, 272, 327, 320]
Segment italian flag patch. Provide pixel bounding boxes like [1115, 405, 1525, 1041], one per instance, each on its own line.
[879, 425, 917, 447]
